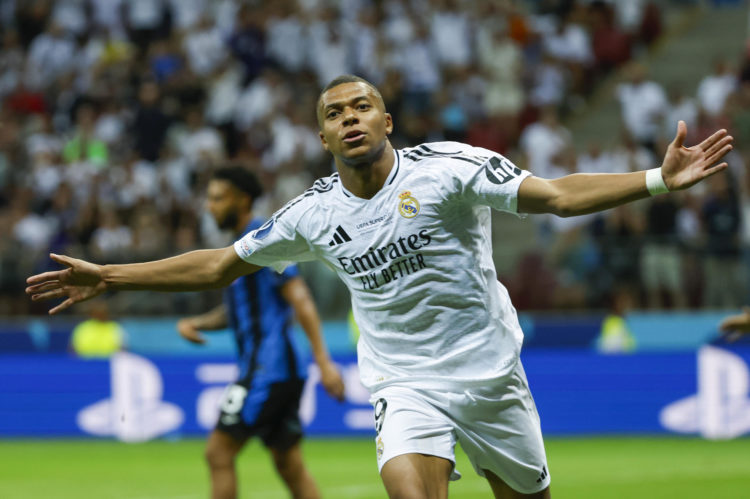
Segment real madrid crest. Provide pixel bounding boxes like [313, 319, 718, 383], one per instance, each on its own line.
[398, 190, 420, 219]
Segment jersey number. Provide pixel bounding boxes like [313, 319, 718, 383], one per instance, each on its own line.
[374, 398, 388, 436]
[485, 157, 521, 185]
[220, 384, 248, 415]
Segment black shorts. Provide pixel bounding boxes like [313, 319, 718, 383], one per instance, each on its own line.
[216, 378, 305, 450]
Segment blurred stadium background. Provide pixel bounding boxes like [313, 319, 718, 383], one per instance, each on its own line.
[2, 0, 750, 497]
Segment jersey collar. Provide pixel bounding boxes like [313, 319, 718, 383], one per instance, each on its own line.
[339, 149, 401, 199]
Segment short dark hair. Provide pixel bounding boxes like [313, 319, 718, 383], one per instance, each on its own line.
[316, 74, 385, 125]
[211, 166, 263, 200]
[320, 74, 381, 96]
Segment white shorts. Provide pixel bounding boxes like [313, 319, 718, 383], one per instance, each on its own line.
[369, 361, 550, 494]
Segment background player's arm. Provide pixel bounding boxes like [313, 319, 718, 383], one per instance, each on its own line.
[26, 247, 260, 314]
[177, 304, 228, 345]
[281, 277, 345, 401]
[720, 306, 750, 342]
[518, 122, 732, 217]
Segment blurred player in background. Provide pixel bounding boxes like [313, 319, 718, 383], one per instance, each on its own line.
[27, 75, 733, 499]
[176, 166, 344, 499]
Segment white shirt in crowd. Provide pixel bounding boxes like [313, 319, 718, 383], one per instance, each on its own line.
[266, 14, 307, 73]
[26, 31, 77, 90]
[430, 9, 472, 67]
[127, 0, 164, 30]
[183, 25, 227, 76]
[543, 23, 593, 64]
[519, 121, 571, 179]
[51, 0, 89, 36]
[664, 96, 698, 137]
[696, 72, 737, 117]
[233, 75, 282, 131]
[168, 0, 206, 31]
[616, 80, 667, 143]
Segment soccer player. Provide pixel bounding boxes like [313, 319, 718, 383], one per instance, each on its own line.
[27, 75, 733, 499]
[177, 166, 344, 499]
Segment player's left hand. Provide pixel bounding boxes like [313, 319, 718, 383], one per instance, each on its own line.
[319, 361, 346, 401]
[720, 306, 750, 342]
[176, 319, 207, 345]
[661, 120, 733, 191]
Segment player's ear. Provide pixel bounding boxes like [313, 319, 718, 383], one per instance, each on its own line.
[319, 131, 329, 152]
[385, 113, 393, 136]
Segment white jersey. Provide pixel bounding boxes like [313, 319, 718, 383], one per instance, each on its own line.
[234, 141, 532, 391]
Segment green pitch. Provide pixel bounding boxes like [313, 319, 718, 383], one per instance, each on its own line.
[1, 437, 748, 498]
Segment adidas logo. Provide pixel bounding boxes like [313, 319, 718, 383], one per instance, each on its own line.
[328, 225, 352, 246]
[536, 465, 548, 483]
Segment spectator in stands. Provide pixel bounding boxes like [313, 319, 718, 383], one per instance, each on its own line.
[63, 103, 109, 171]
[616, 62, 667, 152]
[25, 21, 77, 91]
[702, 173, 744, 308]
[70, 299, 126, 358]
[476, 23, 525, 118]
[132, 80, 172, 162]
[227, 2, 267, 84]
[519, 106, 572, 179]
[640, 194, 686, 309]
[182, 14, 227, 77]
[429, 0, 472, 70]
[697, 59, 737, 118]
[5, 0, 742, 316]
[664, 84, 698, 141]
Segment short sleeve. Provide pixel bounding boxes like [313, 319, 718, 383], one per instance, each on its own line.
[233, 204, 316, 273]
[452, 145, 532, 214]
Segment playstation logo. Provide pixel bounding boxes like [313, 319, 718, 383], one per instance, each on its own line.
[660, 345, 750, 440]
[77, 352, 184, 442]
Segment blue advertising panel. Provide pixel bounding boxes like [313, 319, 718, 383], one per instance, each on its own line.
[2, 347, 750, 440]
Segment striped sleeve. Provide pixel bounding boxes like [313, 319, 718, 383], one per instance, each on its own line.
[405, 142, 531, 214]
[234, 194, 317, 273]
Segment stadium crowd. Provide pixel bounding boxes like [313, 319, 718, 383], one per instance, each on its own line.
[0, 0, 745, 316]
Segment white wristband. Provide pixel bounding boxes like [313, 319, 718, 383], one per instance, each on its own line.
[645, 167, 669, 196]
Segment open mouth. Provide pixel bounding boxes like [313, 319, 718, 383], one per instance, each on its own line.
[343, 130, 366, 143]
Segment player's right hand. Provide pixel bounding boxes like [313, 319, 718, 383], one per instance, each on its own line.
[177, 319, 206, 345]
[26, 253, 107, 315]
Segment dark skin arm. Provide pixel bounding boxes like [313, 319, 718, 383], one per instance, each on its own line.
[518, 122, 732, 216]
[176, 304, 228, 345]
[281, 277, 345, 401]
[26, 247, 259, 314]
[720, 307, 750, 342]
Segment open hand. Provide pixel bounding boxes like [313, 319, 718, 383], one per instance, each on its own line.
[176, 319, 207, 345]
[720, 306, 750, 342]
[26, 254, 107, 314]
[661, 120, 733, 191]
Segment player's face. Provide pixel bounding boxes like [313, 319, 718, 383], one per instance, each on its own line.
[206, 180, 242, 230]
[318, 82, 393, 165]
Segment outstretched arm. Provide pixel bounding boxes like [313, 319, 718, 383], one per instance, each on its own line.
[26, 247, 260, 314]
[518, 121, 733, 217]
[281, 277, 345, 401]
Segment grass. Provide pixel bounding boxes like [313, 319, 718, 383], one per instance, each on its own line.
[0, 437, 748, 498]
